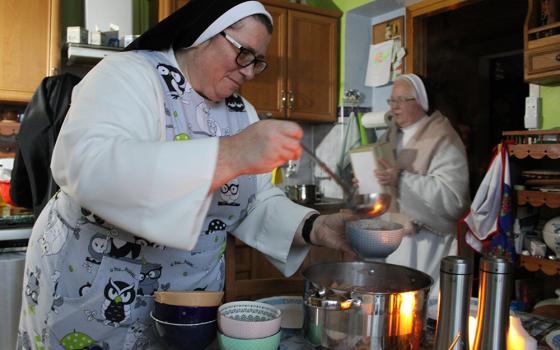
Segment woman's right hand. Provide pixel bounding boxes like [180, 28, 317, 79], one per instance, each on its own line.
[231, 120, 303, 174]
[212, 120, 303, 191]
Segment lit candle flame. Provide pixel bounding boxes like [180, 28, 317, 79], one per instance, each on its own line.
[467, 315, 536, 349]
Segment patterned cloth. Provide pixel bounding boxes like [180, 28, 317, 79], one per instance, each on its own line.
[17, 49, 256, 350]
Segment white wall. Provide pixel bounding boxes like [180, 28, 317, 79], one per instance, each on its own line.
[343, 1, 405, 112]
[370, 7, 405, 112]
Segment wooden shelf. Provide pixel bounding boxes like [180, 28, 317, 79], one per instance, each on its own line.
[503, 130, 560, 159]
[507, 143, 560, 159]
[528, 22, 560, 35]
[519, 255, 560, 276]
[516, 190, 560, 208]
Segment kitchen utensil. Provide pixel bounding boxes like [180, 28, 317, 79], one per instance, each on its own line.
[153, 290, 223, 307]
[150, 311, 217, 350]
[345, 218, 405, 260]
[300, 143, 391, 217]
[472, 257, 512, 350]
[154, 302, 218, 324]
[285, 184, 317, 204]
[434, 256, 472, 350]
[302, 261, 433, 350]
[217, 330, 281, 350]
[218, 301, 282, 339]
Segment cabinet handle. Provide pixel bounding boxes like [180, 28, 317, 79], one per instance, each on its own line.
[281, 90, 287, 110]
[288, 91, 295, 111]
[556, 54, 560, 61]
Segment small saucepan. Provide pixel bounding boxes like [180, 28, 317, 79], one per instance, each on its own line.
[285, 184, 317, 204]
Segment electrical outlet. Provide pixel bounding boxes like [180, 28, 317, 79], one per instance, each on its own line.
[524, 96, 541, 129]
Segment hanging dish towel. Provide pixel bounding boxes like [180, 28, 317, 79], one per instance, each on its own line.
[337, 111, 362, 177]
[462, 143, 514, 256]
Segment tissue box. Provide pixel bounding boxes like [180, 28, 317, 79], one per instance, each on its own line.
[66, 26, 88, 44]
[90, 30, 119, 47]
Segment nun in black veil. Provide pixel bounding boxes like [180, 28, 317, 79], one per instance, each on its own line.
[17, 1, 355, 348]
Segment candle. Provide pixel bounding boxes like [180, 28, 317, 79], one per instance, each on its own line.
[468, 315, 536, 350]
[507, 315, 537, 350]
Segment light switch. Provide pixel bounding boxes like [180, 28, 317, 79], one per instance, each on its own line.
[524, 96, 541, 129]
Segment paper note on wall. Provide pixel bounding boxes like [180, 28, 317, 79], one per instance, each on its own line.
[364, 40, 394, 87]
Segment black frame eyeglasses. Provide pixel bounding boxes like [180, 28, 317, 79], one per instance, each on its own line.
[219, 31, 268, 75]
[386, 97, 416, 106]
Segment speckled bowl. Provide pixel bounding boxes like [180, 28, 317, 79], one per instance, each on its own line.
[346, 218, 405, 260]
[218, 301, 282, 339]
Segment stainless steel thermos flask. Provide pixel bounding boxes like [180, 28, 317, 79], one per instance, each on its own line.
[434, 256, 473, 350]
[472, 256, 513, 350]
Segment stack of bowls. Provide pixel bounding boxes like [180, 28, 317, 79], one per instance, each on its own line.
[217, 301, 282, 350]
[151, 291, 223, 350]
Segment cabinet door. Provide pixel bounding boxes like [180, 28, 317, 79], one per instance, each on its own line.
[0, 0, 59, 103]
[239, 5, 287, 119]
[286, 10, 338, 122]
[158, 0, 189, 21]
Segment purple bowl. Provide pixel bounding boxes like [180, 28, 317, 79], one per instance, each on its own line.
[151, 312, 217, 350]
[154, 301, 218, 324]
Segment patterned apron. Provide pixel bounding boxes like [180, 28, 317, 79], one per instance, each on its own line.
[17, 49, 257, 350]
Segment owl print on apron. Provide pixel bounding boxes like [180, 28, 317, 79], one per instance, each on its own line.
[17, 49, 257, 350]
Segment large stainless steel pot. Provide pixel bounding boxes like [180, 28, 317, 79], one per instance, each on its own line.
[302, 261, 433, 350]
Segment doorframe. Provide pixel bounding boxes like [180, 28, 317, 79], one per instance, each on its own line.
[405, 0, 480, 75]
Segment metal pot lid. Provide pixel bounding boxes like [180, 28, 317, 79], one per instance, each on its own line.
[303, 261, 433, 295]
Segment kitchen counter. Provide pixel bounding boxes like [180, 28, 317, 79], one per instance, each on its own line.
[0, 205, 33, 248]
[151, 310, 559, 350]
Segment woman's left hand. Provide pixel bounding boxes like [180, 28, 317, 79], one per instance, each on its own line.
[310, 212, 357, 257]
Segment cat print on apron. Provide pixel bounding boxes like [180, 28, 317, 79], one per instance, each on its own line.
[17, 49, 256, 350]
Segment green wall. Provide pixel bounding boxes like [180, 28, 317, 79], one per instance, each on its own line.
[541, 86, 560, 129]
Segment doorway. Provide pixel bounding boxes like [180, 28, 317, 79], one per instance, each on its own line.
[407, 0, 528, 196]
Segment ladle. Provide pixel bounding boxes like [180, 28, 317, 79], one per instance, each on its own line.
[300, 143, 391, 217]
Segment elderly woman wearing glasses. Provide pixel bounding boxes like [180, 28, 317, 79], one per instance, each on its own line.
[375, 74, 470, 300]
[17, 1, 355, 347]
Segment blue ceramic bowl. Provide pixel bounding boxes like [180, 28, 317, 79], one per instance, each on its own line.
[151, 311, 217, 350]
[154, 301, 218, 324]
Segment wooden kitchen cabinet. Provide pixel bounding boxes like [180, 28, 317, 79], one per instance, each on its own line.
[240, 1, 341, 123]
[157, 0, 189, 21]
[0, 0, 60, 103]
[524, 0, 560, 84]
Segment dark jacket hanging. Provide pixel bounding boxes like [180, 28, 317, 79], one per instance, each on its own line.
[10, 73, 82, 218]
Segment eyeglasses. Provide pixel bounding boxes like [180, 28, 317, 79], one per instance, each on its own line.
[386, 97, 416, 106]
[219, 31, 268, 75]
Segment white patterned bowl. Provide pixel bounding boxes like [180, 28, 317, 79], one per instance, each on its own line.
[218, 301, 281, 339]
